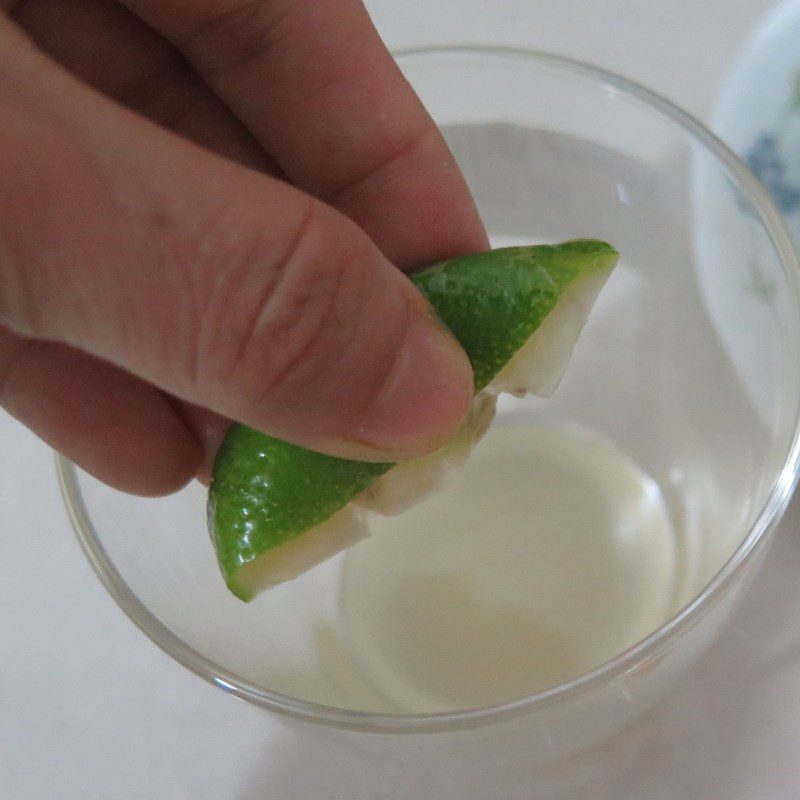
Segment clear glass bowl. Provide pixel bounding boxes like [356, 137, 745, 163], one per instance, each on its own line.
[59, 47, 800, 759]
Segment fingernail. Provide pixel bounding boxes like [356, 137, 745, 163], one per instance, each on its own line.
[353, 315, 473, 457]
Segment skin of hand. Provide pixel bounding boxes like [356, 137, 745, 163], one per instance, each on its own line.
[0, 0, 488, 495]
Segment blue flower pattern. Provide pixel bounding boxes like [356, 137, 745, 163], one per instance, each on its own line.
[745, 133, 800, 214]
[734, 74, 800, 304]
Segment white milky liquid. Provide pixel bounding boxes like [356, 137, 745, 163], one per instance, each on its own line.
[338, 422, 682, 713]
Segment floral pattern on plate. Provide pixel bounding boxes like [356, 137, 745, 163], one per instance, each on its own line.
[744, 72, 800, 214]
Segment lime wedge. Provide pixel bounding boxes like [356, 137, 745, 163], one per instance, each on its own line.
[409, 240, 618, 392]
[209, 427, 390, 600]
[209, 240, 618, 600]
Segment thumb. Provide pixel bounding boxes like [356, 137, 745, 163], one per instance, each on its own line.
[0, 22, 473, 461]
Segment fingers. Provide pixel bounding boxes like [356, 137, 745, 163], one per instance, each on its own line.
[9, 0, 273, 490]
[120, 0, 488, 268]
[0, 328, 200, 495]
[0, 19, 473, 467]
[11, 0, 271, 171]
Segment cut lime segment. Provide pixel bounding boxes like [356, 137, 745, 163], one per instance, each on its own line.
[209, 425, 390, 601]
[235, 505, 368, 600]
[488, 264, 613, 398]
[409, 240, 618, 392]
[209, 240, 618, 600]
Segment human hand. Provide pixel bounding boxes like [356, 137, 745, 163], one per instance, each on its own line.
[0, 0, 487, 495]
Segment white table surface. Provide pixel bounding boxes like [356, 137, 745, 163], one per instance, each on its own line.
[3, 1, 797, 798]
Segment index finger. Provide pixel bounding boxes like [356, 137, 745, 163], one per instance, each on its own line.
[120, 0, 488, 268]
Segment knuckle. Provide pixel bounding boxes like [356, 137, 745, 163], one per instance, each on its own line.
[194, 199, 372, 408]
[244, 221, 362, 399]
[0, 240, 50, 338]
[178, 0, 293, 81]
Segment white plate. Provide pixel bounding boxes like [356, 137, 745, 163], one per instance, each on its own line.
[694, 0, 800, 426]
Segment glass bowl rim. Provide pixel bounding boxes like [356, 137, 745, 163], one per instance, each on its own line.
[58, 44, 800, 734]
